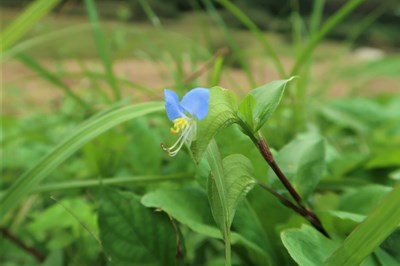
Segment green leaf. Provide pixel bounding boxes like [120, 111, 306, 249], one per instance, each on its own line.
[191, 87, 238, 161]
[0, 102, 163, 219]
[380, 231, 400, 262]
[221, 154, 257, 228]
[99, 189, 177, 266]
[141, 187, 272, 263]
[0, 0, 61, 53]
[128, 118, 163, 175]
[338, 185, 392, 215]
[205, 139, 233, 264]
[281, 225, 338, 266]
[27, 197, 97, 248]
[232, 201, 275, 265]
[374, 247, 400, 266]
[389, 169, 400, 181]
[142, 187, 220, 238]
[325, 185, 400, 266]
[326, 210, 366, 235]
[238, 94, 256, 131]
[205, 140, 257, 265]
[247, 78, 295, 131]
[206, 141, 256, 234]
[269, 134, 326, 200]
[328, 210, 366, 224]
[366, 149, 400, 168]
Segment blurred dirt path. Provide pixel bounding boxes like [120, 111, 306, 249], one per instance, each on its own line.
[1, 56, 398, 115]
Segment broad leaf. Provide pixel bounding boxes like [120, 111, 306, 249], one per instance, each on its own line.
[326, 210, 366, 235]
[191, 87, 238, 161]
[141, 187, 272, 263]
[99, 189, 177, 266]
[269, 134, 326, 200]
[221, 154, 257, 228]
[142, 187, 220, 239]
[232, 201, 275, 265]
[338, 185, 392, 215]
[246, 78, 295, 132]
[281, 225, 338, 266]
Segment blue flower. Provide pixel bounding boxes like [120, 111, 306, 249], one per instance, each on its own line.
[162, 88, 210, 156]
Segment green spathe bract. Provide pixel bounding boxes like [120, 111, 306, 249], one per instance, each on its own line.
[190, 87, 239, 161]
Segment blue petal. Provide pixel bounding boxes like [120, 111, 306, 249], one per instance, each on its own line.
[164, 89, 184, 120]
[180, 88, 210, 120]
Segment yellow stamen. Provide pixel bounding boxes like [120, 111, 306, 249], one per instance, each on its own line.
[170, 117, 189, 134]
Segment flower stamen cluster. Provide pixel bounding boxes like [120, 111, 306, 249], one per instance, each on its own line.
[162, 119, 196, 157]
[170, 117, 189, 134]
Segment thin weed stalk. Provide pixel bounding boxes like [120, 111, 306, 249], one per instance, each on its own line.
[84, 0, 121, 101]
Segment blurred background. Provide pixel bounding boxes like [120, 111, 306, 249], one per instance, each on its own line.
[1, 0, 400, 265]
[2, 0, 399, 110]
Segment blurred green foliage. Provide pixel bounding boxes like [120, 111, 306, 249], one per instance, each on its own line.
[1, 0, 399, 265]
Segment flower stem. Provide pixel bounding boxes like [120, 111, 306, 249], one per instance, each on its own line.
[224, 229, 232, 266]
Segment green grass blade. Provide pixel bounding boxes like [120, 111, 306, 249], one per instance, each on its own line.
[290, 2, 304, 57]
[203, 0, 256, 88]
[137, 0, 162, 28]
[16, 53, 90, 109]
[0, 102, 164, 219]
[344, 2, 388, 46]
[309, 0, 325, 34]
[0, 0, 61, 52]
[325, 184, 400, 266]
[210, 55, 225, 86]
[217, 0, 286, 78]
[1, 24, 93, 61]
[290, 0, 364, 76]
[31, 173, 192, 193]
[84, 0, 121, 101]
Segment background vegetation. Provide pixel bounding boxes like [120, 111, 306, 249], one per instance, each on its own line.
[1, 0, 399, 265]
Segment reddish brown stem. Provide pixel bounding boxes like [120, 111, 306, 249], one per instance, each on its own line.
[256, 137, 330, 238]
[0, 227, 45, 262]
[257, 138, 302, 204]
